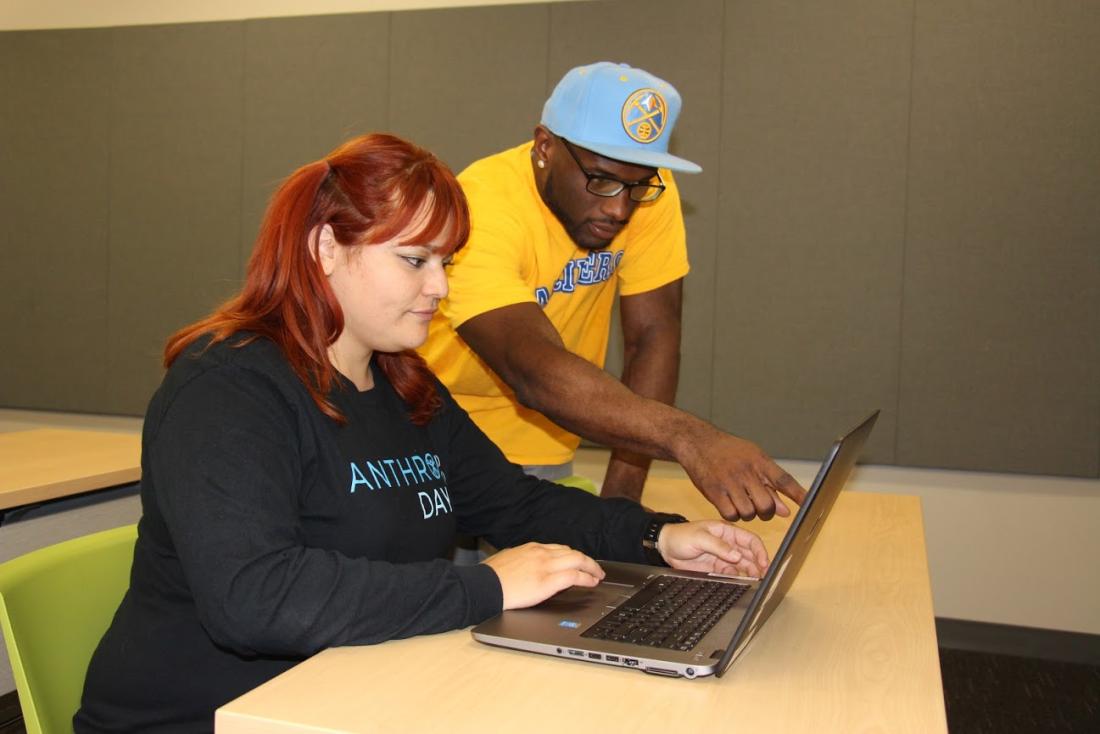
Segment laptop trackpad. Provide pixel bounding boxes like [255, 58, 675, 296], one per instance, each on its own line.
[599, 561, 654, 588]
[535, 563, 650, 612]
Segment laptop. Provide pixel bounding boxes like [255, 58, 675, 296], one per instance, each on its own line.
[472, 410, 879, 679]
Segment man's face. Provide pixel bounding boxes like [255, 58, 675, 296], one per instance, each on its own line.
[537, 135, 659, 250]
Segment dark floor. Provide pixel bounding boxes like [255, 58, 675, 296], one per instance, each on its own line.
[940, 648, 1100, 733]
[1, 648, 1097, 733]
[0, 692, 21, 734]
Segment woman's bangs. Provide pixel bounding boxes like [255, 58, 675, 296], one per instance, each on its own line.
[397, 177, 469, 254]
[427, 170, 470, 254]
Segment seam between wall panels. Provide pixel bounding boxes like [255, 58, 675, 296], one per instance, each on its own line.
[893, 0, 919, 464]
[708, 0, 728, 425]
[104, 27, 117, 407]
[544, 3, 551, 99]
[710, 0, 728, 422]
[238, 20, 248, 285]
[384, 11, 392, 132]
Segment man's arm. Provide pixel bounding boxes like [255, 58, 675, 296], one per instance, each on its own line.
[600, 280, 683, 502]
[456, 299, 807, 520]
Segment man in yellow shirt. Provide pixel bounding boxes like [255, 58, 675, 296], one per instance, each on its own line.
[420, 62, 805, 521]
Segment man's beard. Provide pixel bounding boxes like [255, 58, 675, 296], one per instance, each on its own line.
[540, 170, 613, 251]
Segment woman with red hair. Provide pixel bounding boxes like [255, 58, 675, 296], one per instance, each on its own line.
[75, 133, 768, 733]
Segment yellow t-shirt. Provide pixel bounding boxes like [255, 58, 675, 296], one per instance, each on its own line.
[418, 141, 690, 465]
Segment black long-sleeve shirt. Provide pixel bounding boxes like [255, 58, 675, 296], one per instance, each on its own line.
[75, 335, 653, 733]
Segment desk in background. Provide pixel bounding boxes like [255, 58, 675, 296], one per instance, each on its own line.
[0, 429, 141, 513]
[216, 479, 947, 733]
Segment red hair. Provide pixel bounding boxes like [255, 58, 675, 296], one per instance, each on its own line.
[165, 133, 469, 425]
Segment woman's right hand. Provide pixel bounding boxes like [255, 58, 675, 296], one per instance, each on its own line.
[482, 542, 605, 610]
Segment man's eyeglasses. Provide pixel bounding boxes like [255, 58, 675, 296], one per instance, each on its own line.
[558, 137, 665, 203]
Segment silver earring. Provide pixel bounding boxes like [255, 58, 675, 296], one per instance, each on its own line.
[536, 159, 546, 169]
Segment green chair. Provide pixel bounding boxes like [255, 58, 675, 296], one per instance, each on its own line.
[556, 474, 600, 496]
[0, 524, 137, 734]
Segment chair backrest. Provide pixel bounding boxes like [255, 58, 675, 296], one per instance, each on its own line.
[555, 474, 600, 495]
[0, 524, 137, 734]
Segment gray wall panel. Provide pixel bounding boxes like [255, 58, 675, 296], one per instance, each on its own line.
[0, 30, 113, 412]
[0, 34, 36, 409]
[388, 4, 549, 174]
[2, 1, 1097, 477]
[548, 0, 725, 421]
[713, 0, 913, 463]
[106, 23, 246, 414]
[899, 0, 1100, 476]
[241, 13, 391, 268]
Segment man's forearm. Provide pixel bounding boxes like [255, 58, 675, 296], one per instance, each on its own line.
[455, 292, 805, 522]
[514, 342, 703, 465]
[600, 318, 681, 500]
[601, 450, 650, 501]
[455, 297, 700, 469]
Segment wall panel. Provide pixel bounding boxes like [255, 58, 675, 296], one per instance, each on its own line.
[388, 4, 549, 174]
[899, 0, 1100, 476]
[1, 0, 1096, 477]
[712, 0, 913, 463]
[548, 0, 725, 421]
[106, 22, 246, 414]
[241, 13, 391, 268]
[0, 30, 113, 412]
[0, 36, 31, 409]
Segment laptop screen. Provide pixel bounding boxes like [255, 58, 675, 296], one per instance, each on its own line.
[715, 410, 879, 676]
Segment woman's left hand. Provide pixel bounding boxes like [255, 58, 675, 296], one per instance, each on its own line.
[658, 520, 769, 578]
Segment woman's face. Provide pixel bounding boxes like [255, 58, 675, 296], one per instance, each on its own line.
[319, 216, 452, 365]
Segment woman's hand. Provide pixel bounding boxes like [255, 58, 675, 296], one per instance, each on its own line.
[658, 521, 769, 578]
[483, 542, 605, 610]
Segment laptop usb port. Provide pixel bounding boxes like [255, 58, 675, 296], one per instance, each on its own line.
[605, 655, 620, 663]
[587, 652, 601, 660]
[624, 658, 639, 667]
[568, 649, 584, 657]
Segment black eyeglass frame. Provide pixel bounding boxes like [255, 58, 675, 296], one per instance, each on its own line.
[557, 136, 666, 203]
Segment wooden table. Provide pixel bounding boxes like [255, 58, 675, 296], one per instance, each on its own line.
[217, 479, 947, 733]
[0, 429, 141, 511]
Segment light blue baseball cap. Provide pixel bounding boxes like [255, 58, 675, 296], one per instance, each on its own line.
[541, 61, 701, 174]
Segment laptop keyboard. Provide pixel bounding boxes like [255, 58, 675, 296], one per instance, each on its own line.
[581, 575, 749, 652]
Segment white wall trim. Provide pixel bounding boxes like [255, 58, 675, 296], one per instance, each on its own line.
[0, 0, 590, 31]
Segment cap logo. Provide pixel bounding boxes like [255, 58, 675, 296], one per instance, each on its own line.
[621, 88, 668, 144]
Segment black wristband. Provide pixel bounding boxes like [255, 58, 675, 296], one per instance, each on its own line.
[641, 513, 688, 566]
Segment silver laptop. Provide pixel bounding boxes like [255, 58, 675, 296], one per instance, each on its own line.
[472, 410, 879, 679]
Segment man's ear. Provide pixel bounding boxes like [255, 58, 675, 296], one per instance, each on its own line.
[311, 224, 338, 276]
[532, 125, 554, 166]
